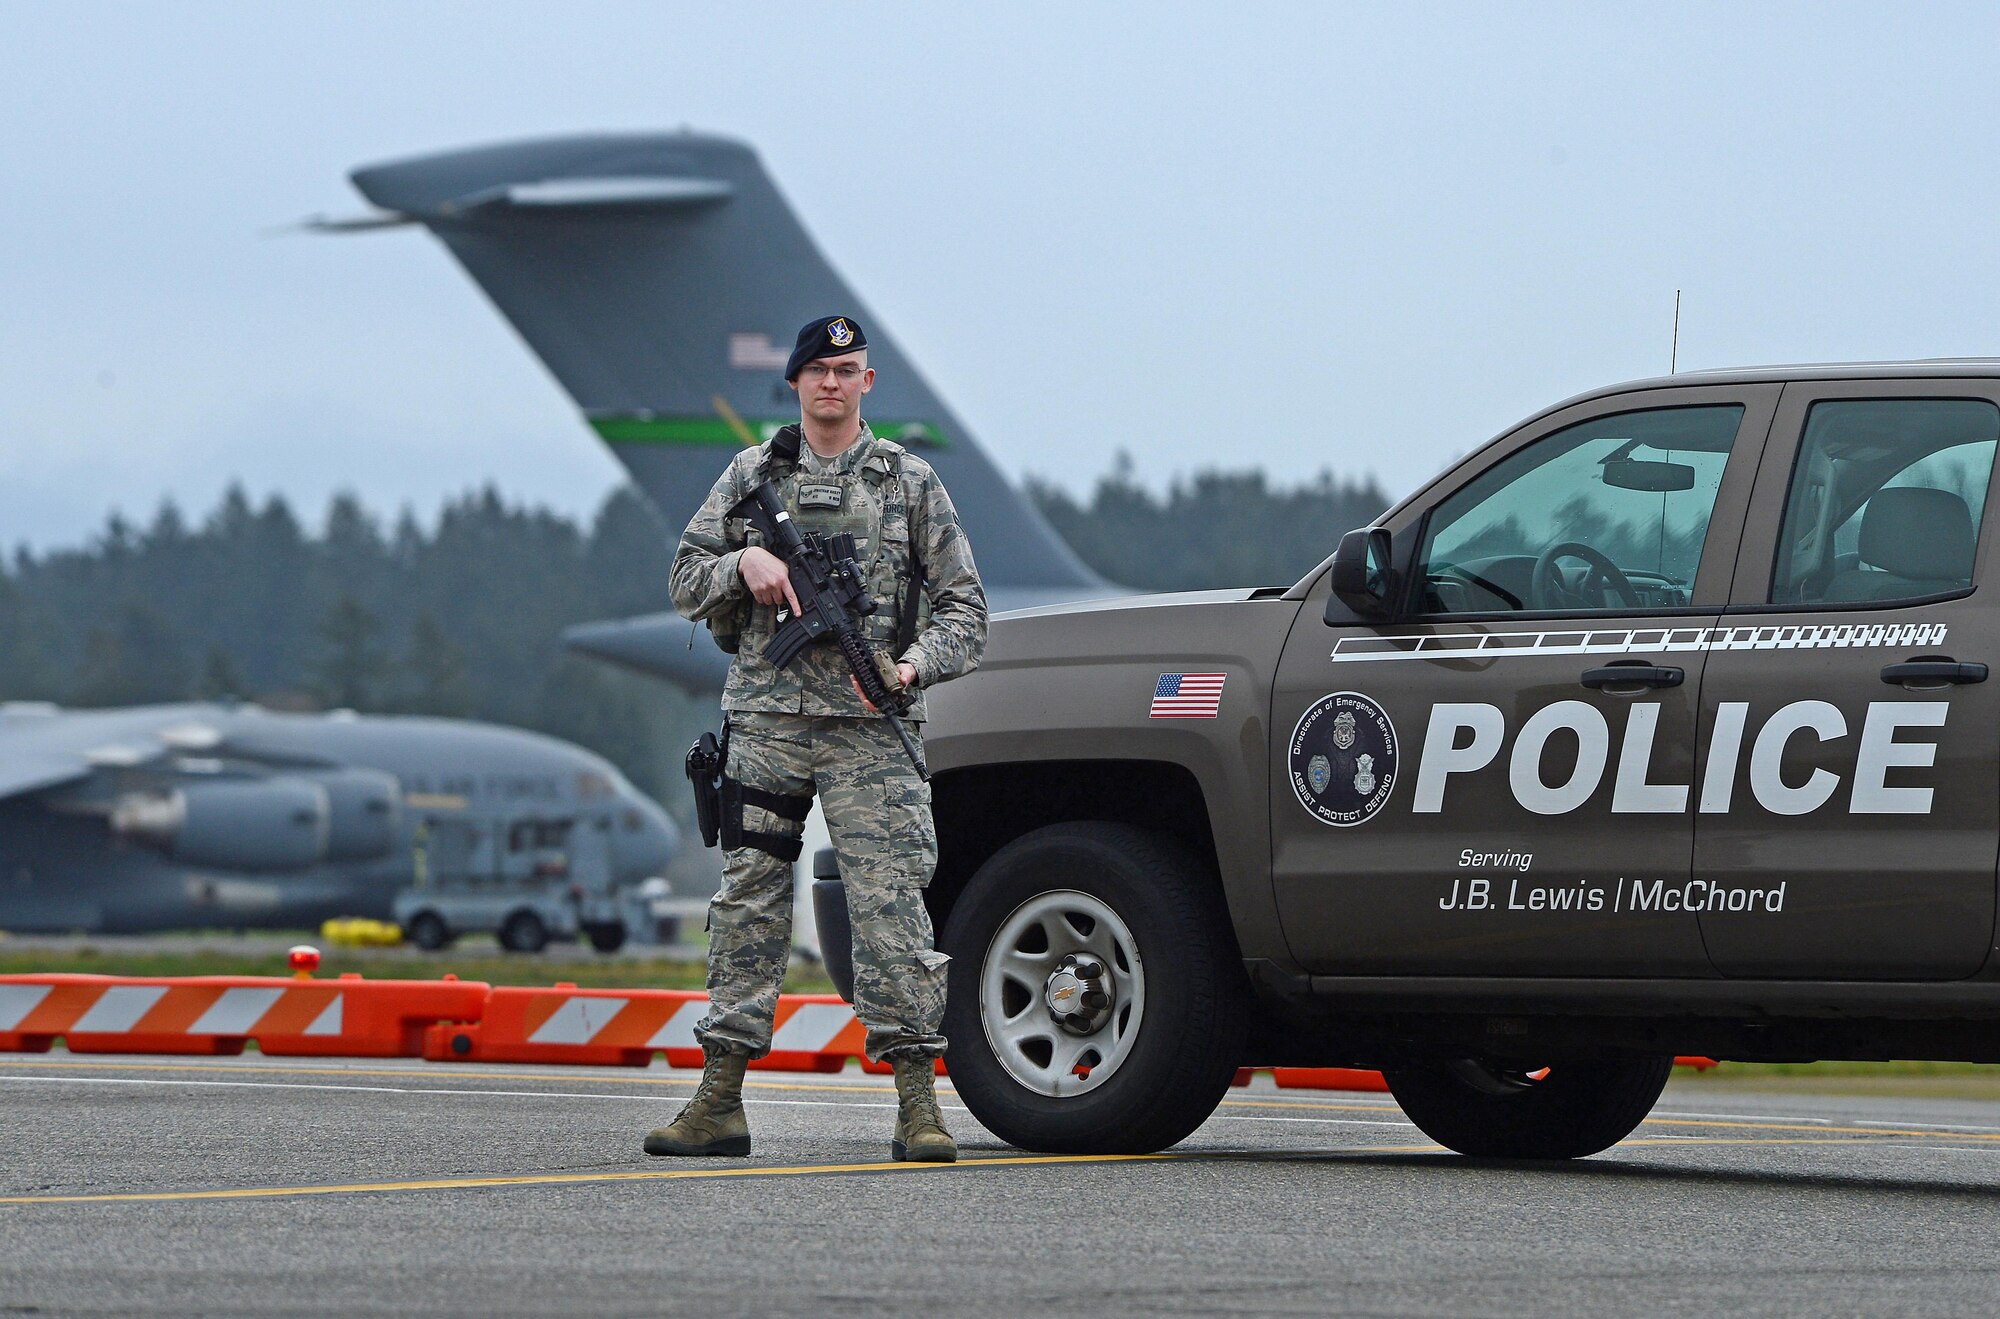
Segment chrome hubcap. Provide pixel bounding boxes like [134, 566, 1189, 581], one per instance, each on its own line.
[1044, 954, 1115, 1036]
[980, 889, 1145, 1097]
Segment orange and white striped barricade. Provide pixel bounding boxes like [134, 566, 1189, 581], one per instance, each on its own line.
[1267, 1061, 1719, 1091]
[1270, 1068, 1393, 1093]
[423, 986, 869, 1072]
[0, 973, 489, 1059]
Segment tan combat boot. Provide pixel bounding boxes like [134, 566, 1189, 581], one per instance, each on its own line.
[891, 1056, 957, 1163]
[644, 1047, 751, 1157]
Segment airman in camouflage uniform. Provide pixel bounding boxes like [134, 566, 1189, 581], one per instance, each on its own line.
[645, 315, 987, 1163]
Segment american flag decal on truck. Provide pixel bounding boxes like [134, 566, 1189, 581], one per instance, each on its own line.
[1151, 673, 1226, 718]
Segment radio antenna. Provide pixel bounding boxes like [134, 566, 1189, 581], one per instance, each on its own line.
[1670, 289, 1682, 374]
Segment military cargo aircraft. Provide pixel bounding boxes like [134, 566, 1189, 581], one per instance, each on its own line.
[7, 134, 1054, 939]
[319, 131, 1120, 690]
[9, 130, 1045, 940]
[0, 701, 677, 939]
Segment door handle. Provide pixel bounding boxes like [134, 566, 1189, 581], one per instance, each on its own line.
[1581, 664, 1684, 691]
[1880, 660, 1988, 687]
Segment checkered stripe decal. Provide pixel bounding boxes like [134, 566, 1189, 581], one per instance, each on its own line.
[1329, 622, 1949, 663]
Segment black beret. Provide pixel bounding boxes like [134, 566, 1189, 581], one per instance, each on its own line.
[784, 315, 868, 380]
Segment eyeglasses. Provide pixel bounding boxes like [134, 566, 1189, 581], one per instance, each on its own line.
[798, 364, 866, 383]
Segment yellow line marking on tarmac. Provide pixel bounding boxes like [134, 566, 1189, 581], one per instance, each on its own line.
[16, 1060, 2000, 1142]
[10, 1134, 1937, 1207]
[0, 1154, 1171, 1205]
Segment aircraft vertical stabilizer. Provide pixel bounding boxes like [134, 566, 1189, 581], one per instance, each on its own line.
[341, 133, 1103, 595]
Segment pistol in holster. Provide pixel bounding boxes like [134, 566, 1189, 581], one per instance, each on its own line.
[685, 724, 728, 849]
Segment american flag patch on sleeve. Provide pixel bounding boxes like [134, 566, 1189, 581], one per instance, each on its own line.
[1150, 672, 1226, 718]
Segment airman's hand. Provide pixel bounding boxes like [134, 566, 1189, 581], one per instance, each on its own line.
[739, 547, 802, 616]
[852, 663, 919, 712]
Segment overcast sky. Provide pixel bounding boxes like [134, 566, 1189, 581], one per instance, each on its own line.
[3, 2, 1997, 551]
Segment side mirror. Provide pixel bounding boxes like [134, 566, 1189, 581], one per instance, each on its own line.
[1602, 458, 1696, 492]
[1328, 527, 1394, 620]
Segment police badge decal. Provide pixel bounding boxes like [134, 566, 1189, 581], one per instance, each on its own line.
[1289, 692, 1398, 827]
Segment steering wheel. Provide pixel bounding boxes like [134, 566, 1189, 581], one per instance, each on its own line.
[1530, 541, 1642, 610]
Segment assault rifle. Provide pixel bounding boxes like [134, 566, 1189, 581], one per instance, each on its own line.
[730, 480, 928, 779]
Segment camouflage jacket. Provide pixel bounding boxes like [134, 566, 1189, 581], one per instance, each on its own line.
[670, 423, 988, 719]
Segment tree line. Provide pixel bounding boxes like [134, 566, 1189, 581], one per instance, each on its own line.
[0, 484, 704, 807]
[1027, 454, 1389, 590]
[0, 462, 1388, 808]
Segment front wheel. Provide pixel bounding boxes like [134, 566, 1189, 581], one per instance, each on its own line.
[940, 822, 1247, 1154]
[584, 921, 627, 953]
[405, 911, 452, 952]
[1384, 1055, 1673, 1159]
[498, 910, 549, 953]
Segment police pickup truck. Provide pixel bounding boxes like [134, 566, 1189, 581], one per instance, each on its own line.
[919, 362, 2000, 1158]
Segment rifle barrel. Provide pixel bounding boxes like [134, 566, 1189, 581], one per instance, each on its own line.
[885, 712, 929, 782]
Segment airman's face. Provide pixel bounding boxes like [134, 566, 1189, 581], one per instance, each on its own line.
[789, 350, 873, 425]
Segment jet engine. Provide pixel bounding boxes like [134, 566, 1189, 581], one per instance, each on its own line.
[308, 769, 402, 861]
[112, 779, 331, 871]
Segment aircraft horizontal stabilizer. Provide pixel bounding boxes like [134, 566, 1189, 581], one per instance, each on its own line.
[314, 178, 732, 230]
[473, 176, 733, 210]
[562, 614, 732, 692]
[559, 580, 1125, 695]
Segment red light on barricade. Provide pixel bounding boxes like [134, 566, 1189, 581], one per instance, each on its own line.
[287, 945, 322, 978]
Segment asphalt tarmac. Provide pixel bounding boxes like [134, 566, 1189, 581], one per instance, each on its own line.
[5, 1057, 2000, 1316]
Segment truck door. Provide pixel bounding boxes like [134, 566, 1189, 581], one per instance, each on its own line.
[567, 814, 618, 924]
[1273, 387, 1777, 976]
[1695, 383, 2000, 978]
[416, 817, 480, 885]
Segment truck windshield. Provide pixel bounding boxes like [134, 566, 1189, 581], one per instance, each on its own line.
[1418, 404, 1745, 615]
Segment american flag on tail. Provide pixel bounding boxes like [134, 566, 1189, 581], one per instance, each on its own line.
[728, 332, 791, 369]
[1150, 672, 1226, 718]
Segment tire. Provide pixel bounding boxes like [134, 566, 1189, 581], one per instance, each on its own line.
[405, 911, 451, 952]
[940, 821, 1247, 1155]
[498, 910, 549, 954]
[584, 921, 627, 954]
[1383, 1055, 1674, 1159]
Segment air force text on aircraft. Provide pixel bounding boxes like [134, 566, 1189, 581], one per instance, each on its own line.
[1412, 699, 1948, 817]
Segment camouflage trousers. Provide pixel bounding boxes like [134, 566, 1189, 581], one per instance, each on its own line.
[696, 710, 948, 1063]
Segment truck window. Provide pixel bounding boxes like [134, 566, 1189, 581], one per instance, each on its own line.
[1770, 399, 1999, 606]
[1417, 405, 1745, 615]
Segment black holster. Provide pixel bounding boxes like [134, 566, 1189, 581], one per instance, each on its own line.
[718, 776, 813, 863]
[684, 725, 728, 849]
